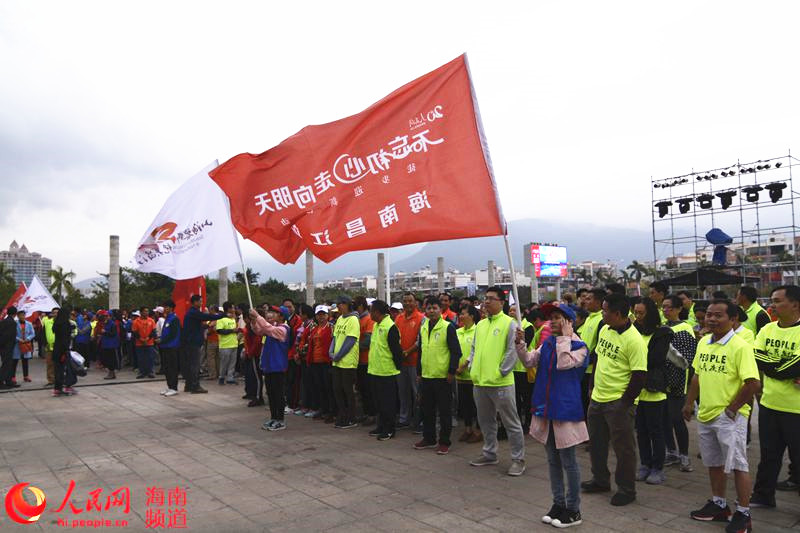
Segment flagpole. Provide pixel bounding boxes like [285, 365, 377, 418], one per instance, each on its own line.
[386, 248, 391, 303]
[234, 235, 254, 309]
[502, 233, 522, 324]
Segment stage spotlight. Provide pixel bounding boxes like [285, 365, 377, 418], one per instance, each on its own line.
[721, 172, 728, 177]
[696, 193, 714, 209]
[655, 200, 672, 218]
[677, 198, 693, 214]
[696, 176, 702, 181]
[776, 162, 783, 168]
[742, 185, 763, 202]
[764, 164, 771, 169]
[653, 184, 659, 189]
[757, 165, 764, 171]
[711, 174, 718, 179]
[765, 182, 787, 203]
[716, 190, 737, 209]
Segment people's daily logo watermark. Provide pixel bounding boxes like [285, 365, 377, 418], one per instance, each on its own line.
[5, 482, 47, 524]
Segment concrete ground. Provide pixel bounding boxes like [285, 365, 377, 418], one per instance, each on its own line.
[0, 357, 798, 532]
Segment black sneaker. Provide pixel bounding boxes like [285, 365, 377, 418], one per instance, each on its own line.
[725, 510, 752, 533]
[377, 432, 395, 441]
[368, 428, 381, 437]
[610, 492, 635, 506]
[776, 478, 799, 491]
[748, 493, 776, 508]
[552, 509, 582, 528]
[580, 480, 611, 493]
[247, 398, 265, 407]
[190, 386, 208, 394]
[690, 500, 732, 522]
[242, 394, 255, 400]
[541, 503, 565, 524]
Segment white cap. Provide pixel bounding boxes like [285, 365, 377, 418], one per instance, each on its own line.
[131, 311, 141, 317]
[366, 298, 375, 305]
[390, 302, 403, 310]
[314, 305, 329, 314]
[154, 306, 164, 313]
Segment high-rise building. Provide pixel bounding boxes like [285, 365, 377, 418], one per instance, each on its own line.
[0, 241, 53, 285]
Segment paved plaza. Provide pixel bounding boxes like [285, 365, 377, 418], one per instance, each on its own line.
[0, 358, 798, 532]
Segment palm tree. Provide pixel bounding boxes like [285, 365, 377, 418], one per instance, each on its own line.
[0, 263, 14, 286]
[234, 268, 260, 285]
[48, 266, 76, 305]
[626, 260, 648, 296]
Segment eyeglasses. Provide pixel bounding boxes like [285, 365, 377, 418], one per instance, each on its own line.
[484, 296, 502, 302]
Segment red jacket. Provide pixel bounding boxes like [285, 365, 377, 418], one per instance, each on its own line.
[307, 322, 332, 364]
[243, 325, 263, 359]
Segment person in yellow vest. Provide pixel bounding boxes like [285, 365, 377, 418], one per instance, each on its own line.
[731, 308, 755, 346]
[467, 286, 526, 477]
[632, 297, 672, 486]
[413, 296, 462, 455]
[456, 304, 482, 443]
[661, 295, 698, 473]
[683, 300, 760, 532]
[736, 286, 771, 335]
[577, 289, 605, 419]
[329, 295, 360, 429]
[42, 307, 58, 386]
[750, 285, 800, 509]
[677, 290, 698, 329]
[582, 293, 647, 506]
[215, 302, 240, 385]
[366, 300, 403, 441]
[648, 281, 668, 324]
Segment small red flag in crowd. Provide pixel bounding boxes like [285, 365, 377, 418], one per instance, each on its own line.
[172, 277, 205, 323]
[210, 54, 505, 264]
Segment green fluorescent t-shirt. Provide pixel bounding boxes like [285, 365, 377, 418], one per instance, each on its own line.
[216, 317, 238, 349]
[592, 323, 647, 403]
[753, 321, 800, 414]
[692, 332, 760, 422]
[333, 315, 360, 369]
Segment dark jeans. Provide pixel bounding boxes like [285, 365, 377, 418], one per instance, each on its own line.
[286, 359, 301, 409]
[581, 372, 592, 420]
[357, 364, 375, 416]
[457, 381, 477, 427]
[183, 345, 202, 390]
[265, 371, 286, 421]
[309, 363, 332, 413]
[371, 374, 398, 435]
[587, 398, 637, 496]
[545, 421, 581, 512]
[137, 346, 156, 375]
[753, 405, 800, 500]
[52, 349, 66, 390]
[664, 394, 689, 456]
[12, 358, 30, 378]
[332, 367, 357, 424]
[636, 399, 666, 469]
[161, 347, 179, 391]
[514, 371, 533, 432]
[421, 377, 453, 446]
[0, 349, 14, 385]
[244, 357, 263, 400]
[101, 347, 118, 371]
[300, 360, 311, 408]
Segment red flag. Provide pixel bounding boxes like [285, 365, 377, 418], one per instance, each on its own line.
[0, 282, 27, 319]
[210, 54, 505, 264]
[172, 277, 206, 325]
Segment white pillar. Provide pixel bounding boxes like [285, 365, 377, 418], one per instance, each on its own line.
[488, 260, 495, 286]
[305, 250, 315, 305]
[218, 267, 228, 305]
[377, 253, 386, 301]
[109, 235, 120, 310]
[437, 256, 445, 293]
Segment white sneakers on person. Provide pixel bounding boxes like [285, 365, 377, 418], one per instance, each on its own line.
[164, 389, 178, 397]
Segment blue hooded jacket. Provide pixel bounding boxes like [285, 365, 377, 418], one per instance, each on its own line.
[531, 334, 588, 421]
[260, 324, 291, 373]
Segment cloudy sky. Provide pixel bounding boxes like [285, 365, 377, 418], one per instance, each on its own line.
[2, 1, 799, 282]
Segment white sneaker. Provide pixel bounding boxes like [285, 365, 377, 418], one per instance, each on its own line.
[164, 389, 178, 397]
[160, 389, 169, 395]
[284, 406, 293, 414]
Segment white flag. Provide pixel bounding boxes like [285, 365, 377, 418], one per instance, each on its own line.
[132, 162, 242, 279]
[19, 275, 60, 316]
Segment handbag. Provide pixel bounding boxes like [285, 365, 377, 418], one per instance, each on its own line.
[666, 343, 689, 370]
[18, 341, 33, 354]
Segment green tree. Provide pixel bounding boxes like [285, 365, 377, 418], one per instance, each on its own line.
[234, 268, 260, 285]
[48, 266, 76, 305]
[626, 260, 649, 295]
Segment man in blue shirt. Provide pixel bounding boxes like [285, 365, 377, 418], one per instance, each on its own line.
[182, 295, 224, 394]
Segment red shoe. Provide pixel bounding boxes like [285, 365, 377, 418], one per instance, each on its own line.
[11, 377, 16, 384]
[23, 377, 31, 382]
[52, 389, 62, 397]
[413, 439, 437, 450]
[436, 444, 450, 455]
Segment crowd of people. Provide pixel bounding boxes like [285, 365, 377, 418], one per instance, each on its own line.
[0, 283, 798, 531]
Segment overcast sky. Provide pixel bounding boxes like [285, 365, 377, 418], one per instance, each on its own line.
[2, 1, 799, 281]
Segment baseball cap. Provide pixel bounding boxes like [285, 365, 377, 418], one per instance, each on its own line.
[314, 305, 329, 315]
[131, 311, 141, 317]
[390, 302, 403, 310]
[336, 295, 352, 305]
